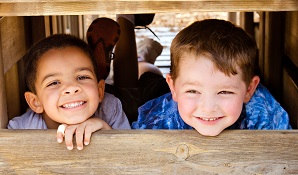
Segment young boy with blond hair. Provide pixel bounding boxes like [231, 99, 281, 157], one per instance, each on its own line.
[132, 19, 291, 135]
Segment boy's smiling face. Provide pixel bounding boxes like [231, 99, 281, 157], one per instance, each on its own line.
[167, 53, 255, 136]
[28, 46, 104, 128]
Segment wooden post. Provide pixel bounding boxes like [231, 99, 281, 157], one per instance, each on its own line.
[263, 12, 285, 101]
[228, 12, 238, 25]
[240, 12, 255, 38]
[0, 20, 8, 128]
[4, 64, 21, 121]
[44, 16, 51, 37]
[283, 11, 298, 128]
[258, 12, 265, 78]
[31, 16, 46, 44]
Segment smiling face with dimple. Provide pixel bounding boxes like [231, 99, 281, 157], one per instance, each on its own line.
[166, 53, 256, 136]
[26, 46, 104, 129]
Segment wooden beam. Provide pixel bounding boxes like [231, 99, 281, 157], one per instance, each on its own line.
[263, 12, 285, 101]
[31, 16, 47, 44]
[0, 0, 297, 16]
[283, 11, 298, 129]
[0, 16, 28, 74]
[51, 16, 58, 34]
[258, 12, 265, 77]
[283, 64, 298, 129]
[0, 23, 8, 129]
[285, 11, 298, 68]
[44, 16, 51, 37]
[4, 64, 21, 121]
[0, 130, 297, 174]
[240, 12, 255, 38]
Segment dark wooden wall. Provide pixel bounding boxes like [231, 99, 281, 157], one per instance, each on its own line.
[282, 11, 298, 128]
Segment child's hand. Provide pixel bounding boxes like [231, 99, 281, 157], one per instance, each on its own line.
[56, 117, 112, 150]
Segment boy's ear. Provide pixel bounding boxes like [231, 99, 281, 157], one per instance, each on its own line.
[97, 79, 105, 103]
[166, 74, 178, 102]
[24, 92, 44, 113]
[244, 76, 260, 103]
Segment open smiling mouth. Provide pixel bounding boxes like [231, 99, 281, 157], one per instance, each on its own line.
[61, 101, 86, 109]
[197, 117, 222, 121]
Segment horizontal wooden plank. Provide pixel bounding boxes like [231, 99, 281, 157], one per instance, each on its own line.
[0, 129, 297, 174]
[0, 0, 297, 16]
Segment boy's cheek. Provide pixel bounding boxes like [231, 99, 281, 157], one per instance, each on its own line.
[177, 102, 193, 119]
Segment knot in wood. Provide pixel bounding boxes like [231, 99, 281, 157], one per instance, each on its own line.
[175, 144, 189, 161]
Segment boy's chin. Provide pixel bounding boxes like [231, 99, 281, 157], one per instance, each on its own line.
[64, 117, 89, 125]
[194, 127, 223, 137]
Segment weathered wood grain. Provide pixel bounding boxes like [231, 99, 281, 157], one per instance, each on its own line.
[0, 16, 29, 128]
[283, 69, 298, 129]
[0, 16, 28, 74]
[0, 129, 297, 174]
[0, 0, 297, 16]
[0, 25, 8, 129]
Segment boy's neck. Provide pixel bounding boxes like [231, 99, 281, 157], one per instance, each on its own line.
[42, 113, 60, 129]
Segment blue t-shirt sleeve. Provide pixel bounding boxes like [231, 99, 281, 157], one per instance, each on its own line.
[132, 93, 192, 130]
[244, 84, 292, 130]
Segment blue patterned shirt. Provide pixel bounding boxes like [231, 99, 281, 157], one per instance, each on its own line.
[132, 84, 291, 130]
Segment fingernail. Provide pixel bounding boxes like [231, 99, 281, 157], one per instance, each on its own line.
[67, 146, 73, 150]
[84, 142, 89, 145]
[57, 138, 62, 143]
[77, 146, 83, 150]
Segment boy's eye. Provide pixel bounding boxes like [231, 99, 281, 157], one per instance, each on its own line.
[186, 90, 198, 94]
[46, 81, 60, 87]
[218, 91, 234, 95]
[77, 75, 90, 80]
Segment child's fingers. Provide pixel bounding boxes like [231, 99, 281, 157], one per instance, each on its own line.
[83, 127, 92, 146]
[56, 124, 67, 143]
[64, 125, 77, 150]
[75, 125, 85, 150]
[56, 132, 64, 143]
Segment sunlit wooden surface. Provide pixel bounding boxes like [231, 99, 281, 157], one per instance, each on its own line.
[0, 129, 297, 174]
[0, 0, 297, 16]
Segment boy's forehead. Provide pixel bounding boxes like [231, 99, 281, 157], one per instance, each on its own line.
[179, 53, 245, 78]
[39, 46, 90, 61]
[179, 52, 204, 63]
[37, 47, 94, 71]
[177, 57, 246, 87]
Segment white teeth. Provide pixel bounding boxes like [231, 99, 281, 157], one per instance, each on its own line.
[199, 117, 219, 121]
[62, 101, 84, 109]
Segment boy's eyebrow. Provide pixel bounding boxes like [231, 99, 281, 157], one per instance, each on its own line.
[182, 81, 240, 89]
[220, 84, 240, 89]
[41, 73, 60, 84]
[41, 66, 94, 84]
[76, 67, 94, 73]
[182, 81, 202, 86]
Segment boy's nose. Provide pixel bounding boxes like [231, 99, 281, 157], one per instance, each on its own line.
[198, 95, 217, 113]
[62, 85, 81, 95]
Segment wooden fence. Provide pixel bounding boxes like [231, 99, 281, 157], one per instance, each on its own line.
[0, 129, 298, 174]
